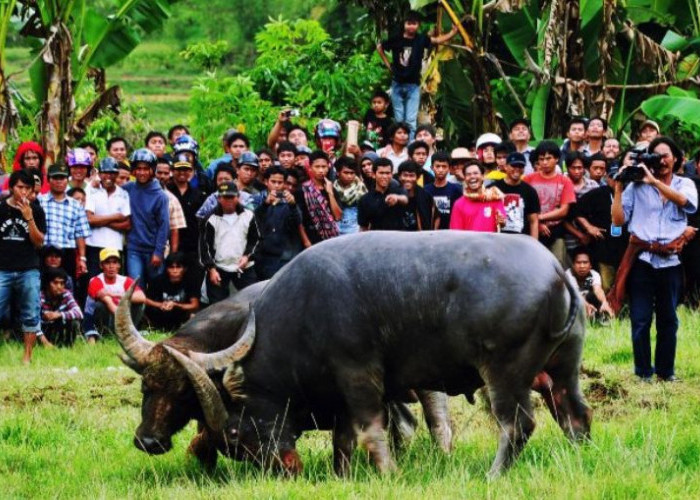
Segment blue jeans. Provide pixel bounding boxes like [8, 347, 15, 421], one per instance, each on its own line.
[338, 206, 360, 235]
[391, 81, 420, 139]
[0, 269, 41, 333]
[627, 260, 683, 378]
[126, 250, 162, 289]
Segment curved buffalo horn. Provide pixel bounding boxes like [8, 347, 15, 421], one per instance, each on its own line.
[163, 345, 229, 432]
[188, 306, 256, 372]
[115, 278, 154, 367]
[117, 352, 144, 374]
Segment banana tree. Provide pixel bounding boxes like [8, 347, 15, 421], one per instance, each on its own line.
[14, 0, 178, 163]
[0, 0, 19, 169]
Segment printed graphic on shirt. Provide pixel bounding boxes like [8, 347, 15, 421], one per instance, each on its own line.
[433, 195, 452, 216]
[400, 47, 413, 67]
[503, 193, 525, 233]
[0, 217, 28, 242]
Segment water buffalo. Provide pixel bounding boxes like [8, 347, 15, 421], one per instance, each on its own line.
[117, 280, 452, 472]
[166, 231, 591, 477]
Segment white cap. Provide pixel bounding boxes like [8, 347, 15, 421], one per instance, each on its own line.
[476, 133, 502, 149]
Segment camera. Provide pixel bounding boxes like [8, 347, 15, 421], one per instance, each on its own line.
[614, 151, 662, 183]
[284, 109, 300, 118]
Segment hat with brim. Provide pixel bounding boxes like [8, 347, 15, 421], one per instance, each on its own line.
[99, 248, 120, 263]
[217, 181, 239, 197]
[506, 152, 527, 167]
[640, 119, 660, 133]
[47, 163, 69, 178]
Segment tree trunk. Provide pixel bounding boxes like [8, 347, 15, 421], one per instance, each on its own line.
[0, 66, 18, 171]
[40, 22, 74, 165]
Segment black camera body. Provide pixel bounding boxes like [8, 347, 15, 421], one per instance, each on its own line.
[614, 151, 662, 183]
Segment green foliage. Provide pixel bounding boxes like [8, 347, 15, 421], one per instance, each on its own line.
[640, 87, 700, 153]
[189, 18, 385, 158]
[180, 40, 230, 72]
[189, 75, 275, 161]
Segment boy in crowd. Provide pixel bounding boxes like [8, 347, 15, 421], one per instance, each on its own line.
[560, 118, 588, 157]
[123, 149, 170, 288]
[450, 162, 506, 232]
[66, 148, 94, 191]
[493, 152, 540, 238]
[508, 118, 534, 173]
[255, 166, 303, 279]
[425, 152, 462, 229]
[583, 117, 607, 155]
[0, 170, 46, 363]
[116, 163, 131, 187]
[566, 248, 614, 320]
[145, 252, 199, 331]
[295, 151, 342, 246]
[277, 141, 298, 170]
[408, 140, 435, 186]
[200, 182, 260, 303]
[524, 141, 576, 266]
[358, 158, 409, 231]
[235, 152, 263, 206]
[39, 267, 83, 346]
[85, 157, 131, 278]
[145, 131, 168, 159]
[397, 160, 438, 230]
[84, 248, 145, 343]
[448, 148, 472, 183]
[363, 89, 393, 149]
[42, 246, 74, 292]
[106, 137, 129, 163]
[587, 152, 608, 185]
[333, 157, 367, 235]
[377, 10, 458, 138]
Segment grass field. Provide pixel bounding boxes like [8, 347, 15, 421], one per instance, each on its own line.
[2, 310, 700, 498]
[3, 41, 206, 134]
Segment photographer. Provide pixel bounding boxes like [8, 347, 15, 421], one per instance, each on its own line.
[610, 136, 698, 382]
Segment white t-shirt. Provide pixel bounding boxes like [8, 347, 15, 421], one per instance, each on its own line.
[85, 185, 131, 250]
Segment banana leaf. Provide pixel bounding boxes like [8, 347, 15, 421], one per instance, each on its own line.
[640, 95, 700, 128]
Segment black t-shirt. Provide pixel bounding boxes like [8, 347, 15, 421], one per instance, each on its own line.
[577, 185, 628, 266]
[363, 110, 393, 148]
[493, 180, 541, 235]
[382, 34, 432, 84]
[358, 184, 408, 231]
[424, 182, 462, 229]
[146, 274, 199, 305]
[0, 200, 47, 271]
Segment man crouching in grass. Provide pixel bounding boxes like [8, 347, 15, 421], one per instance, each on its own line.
[83, 248, 145, 343]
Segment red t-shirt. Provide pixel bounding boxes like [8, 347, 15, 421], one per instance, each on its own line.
[523, 172, 576, 226]
[449, 197, 505, 232]
[85, 273, 139, 314]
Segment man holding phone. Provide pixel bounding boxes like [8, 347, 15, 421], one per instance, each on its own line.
[0, 170, 46, 364]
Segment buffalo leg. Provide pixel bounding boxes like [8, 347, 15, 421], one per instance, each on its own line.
[417, 390, 452, 453]
[332, 415, 356, 477]
[187, 424, 218, 471]
[386, 401, 417, 454]
[338, 367, 397, 474]
[487, 384, 535, 479]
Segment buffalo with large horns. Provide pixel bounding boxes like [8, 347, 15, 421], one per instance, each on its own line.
[154, 231, 591, 477]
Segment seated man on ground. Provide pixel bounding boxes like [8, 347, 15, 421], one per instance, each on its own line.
[566, 248, 614, 321]
[145, 252, 200, 331]
[83, 248, 145, 343]
[39, 267, 83, 346]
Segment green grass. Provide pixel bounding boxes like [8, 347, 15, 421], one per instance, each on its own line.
[2, 311, 700, 498]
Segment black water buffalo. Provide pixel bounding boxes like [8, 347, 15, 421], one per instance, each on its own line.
[117, 280, 452, 471]
[164, 231, 591, 477]
[116, 281, 268, 467]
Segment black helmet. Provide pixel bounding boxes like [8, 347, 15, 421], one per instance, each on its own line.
[130, 148, 157, 170]
[98, 156, 120, 174]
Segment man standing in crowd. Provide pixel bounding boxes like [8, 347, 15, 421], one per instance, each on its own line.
[583, 117, 607, 155]
[155, 157, 187, 254]
[397, 160, 438, 230]
[106, 137, 129, 164]
[493, 152, 539, 238]
[85, 157, 131, 279]
[450, 162, 505, 232]
[524, 141, 576, 266]
[611, 136, 698, 382]
[38, 163, 91, 284]
[377, 10, 458, 138]
[123, 149, 169, 288]
[358, 158, 409, 231]
[561, 118, 588, 157]
[508, 118, 534, 173]
[424, 152, 462, 229]
[0, 170, 46, 364]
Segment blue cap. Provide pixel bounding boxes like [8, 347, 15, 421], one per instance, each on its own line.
[506, 152, 527, 167]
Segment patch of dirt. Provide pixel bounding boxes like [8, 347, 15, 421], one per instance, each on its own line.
[580, 366, 603, 379]
[586, 379, 629, 404]
[119, 376, 136, 385]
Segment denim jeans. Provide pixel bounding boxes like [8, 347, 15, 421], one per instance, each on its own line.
[206, 267, 258, 304]
[391, 81, 420, 139]
[338, 206, 360, 235]
[627, 260, 683, 378]
[84, 302, 145, 338]
[126, 250, 162, 289]
[0, 269, 41, 332]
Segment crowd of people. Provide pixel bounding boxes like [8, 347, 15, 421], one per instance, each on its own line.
[1, 11, 698, 384]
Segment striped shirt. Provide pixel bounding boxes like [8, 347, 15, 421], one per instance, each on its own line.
[38, 193, 91, 249]
[40, 290, 83, 322]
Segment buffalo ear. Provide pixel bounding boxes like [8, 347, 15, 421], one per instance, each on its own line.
[223, 363, 246, 401]
[118, 352, 144, 374]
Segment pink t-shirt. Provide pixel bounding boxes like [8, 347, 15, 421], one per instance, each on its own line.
[449, 197, 505, 232]
[523, 172, 576, 226]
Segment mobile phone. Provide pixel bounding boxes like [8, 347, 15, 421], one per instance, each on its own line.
[284, 109, 300, 118]
[610, 224, 622, 237]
